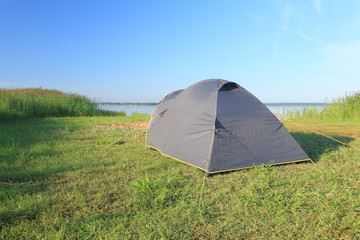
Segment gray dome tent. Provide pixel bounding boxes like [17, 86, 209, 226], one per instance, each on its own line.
[147, 79, 310, 174]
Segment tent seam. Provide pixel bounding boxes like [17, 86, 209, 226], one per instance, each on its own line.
[206, 86, 222, 172]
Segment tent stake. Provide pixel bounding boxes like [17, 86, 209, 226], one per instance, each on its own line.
[205, 173, 210, 180]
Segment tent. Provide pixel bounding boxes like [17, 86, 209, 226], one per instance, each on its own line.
[147, 79, 310, 174]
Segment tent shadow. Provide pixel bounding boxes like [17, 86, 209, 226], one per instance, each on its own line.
[290, 132, 354, 162]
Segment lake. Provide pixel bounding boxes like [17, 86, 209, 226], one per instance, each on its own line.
[99, 103, 326, 116]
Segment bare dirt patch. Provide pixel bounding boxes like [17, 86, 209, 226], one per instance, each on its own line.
[94, 121, 148, 130]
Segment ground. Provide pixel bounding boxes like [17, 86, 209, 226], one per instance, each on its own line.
[0, 115, 359, 239]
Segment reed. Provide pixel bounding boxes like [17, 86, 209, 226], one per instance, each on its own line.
[284, 92, 360, 121]
[0, 88, 124, 121]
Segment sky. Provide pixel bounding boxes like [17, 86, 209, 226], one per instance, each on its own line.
[1, 0, 360, 103]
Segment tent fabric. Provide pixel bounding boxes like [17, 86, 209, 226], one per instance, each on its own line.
[147, 79, 310, 174]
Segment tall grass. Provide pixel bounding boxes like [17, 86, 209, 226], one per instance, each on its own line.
[0, 88, 124, 121]
[284, 91, 360, 121]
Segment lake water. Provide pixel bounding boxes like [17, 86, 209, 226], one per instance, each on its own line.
[99, 103, 326, 116]
[99, 105, 157, 116]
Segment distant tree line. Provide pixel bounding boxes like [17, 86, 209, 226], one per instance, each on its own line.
[98, 102, 158, 106]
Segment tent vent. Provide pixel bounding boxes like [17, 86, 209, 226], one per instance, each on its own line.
[220, 82, 242, 91]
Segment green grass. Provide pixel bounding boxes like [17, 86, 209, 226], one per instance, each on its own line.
[284, 91, 360, 121]
[0, 88, 124, 121]
[1, 115, 359, 239]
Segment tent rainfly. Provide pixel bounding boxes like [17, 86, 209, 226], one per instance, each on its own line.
[147, 79, 310, 174]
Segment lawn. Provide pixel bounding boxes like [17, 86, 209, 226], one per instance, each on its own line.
[1, 115, 359, 239]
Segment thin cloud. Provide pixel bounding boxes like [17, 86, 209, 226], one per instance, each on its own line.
[271, 2, 293, 59]
[248, 3, 293, 60]
[288, 29, 360, 60]
[280, 3, 293, 31]
[313, 0, 322, 15]
[246, 11, 360, 60]
[316, 41, 360, 72]
[246, 13, 265, 22]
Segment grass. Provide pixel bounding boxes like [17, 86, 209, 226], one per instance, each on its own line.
[284, 91, 360, 121]
[1, 114, 359, 239]
[0, 88, 124, 121]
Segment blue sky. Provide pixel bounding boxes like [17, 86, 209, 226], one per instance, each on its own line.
[1, 0, 359, 103]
